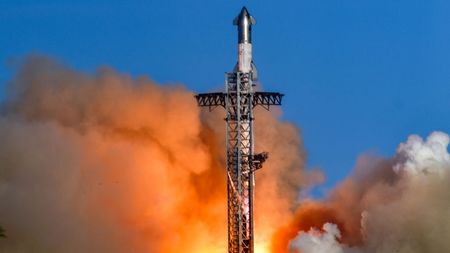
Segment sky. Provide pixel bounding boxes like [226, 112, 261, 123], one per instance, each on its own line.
[1, 0, 450, 193]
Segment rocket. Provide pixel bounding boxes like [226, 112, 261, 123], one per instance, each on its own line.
[195, 7, 284, 253]
[234, 7, 257, 78]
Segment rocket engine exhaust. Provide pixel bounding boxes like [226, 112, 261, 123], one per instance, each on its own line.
[1, 6, 450, 253]
[0, 55, 309, 253]
[274, 132, 450, 253]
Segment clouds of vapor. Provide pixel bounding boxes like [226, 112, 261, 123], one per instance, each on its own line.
[289, 223, 353, 253]
[7, 55, 448, 253]
[0, 56, 309, 253]
[287, 132, 450, 253]
[395, 131, 450, 175]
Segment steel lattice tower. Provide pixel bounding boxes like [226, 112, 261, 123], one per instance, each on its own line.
[195, 7, 283, 253]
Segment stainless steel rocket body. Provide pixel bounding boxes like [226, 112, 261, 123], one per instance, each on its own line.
[234, 7, 255, 73]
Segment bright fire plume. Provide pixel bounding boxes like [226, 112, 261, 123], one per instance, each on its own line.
[0, 56, 313, 253]
[1, 56, 450, 253]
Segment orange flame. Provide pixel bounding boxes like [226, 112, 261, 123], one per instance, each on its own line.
[0, 56, 309, 253]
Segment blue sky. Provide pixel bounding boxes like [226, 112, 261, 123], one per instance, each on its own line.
[1, 0, 450, 192]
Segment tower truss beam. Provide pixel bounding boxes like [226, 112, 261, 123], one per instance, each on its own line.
[195, 92, 284, 110]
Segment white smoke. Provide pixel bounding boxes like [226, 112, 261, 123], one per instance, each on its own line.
[289, 131, 450, 253]
[289, 223, 358, 253]
[394, 131, 450, 176]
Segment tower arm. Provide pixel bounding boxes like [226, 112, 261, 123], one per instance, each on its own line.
[195, 92, 227, 111]
[252, 92, 284, 110]
[195, 92, 283, 111]
[251, 152, 268, 171]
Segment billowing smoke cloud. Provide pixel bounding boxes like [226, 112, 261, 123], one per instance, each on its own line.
[0, 55, 312, 253]
[3, 55, 448, 253]
[283, 132, 450, 253]
[289, 223, 358, 253]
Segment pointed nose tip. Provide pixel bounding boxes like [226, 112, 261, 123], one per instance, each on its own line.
[237, 6, 252, 24]
[241, 6, 249, 16]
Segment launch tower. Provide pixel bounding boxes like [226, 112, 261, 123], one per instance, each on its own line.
[195, 7, 283, 253]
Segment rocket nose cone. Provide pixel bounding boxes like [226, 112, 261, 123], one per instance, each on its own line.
[233, 6, 256, 27]
[240, 6, 249, 16]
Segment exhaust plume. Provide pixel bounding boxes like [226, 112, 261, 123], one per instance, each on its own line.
[0, 56, 311, 253]
[280, 132, 450, 253]
[2, 55, 448, 253]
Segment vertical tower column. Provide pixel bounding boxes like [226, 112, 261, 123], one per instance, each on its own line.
[226, 71, 254, 253]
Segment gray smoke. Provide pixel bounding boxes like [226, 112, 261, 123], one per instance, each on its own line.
[289, 132, 450, 253]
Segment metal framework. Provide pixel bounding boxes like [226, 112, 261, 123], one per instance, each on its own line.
[195, 72, 282, 253]
[195, 92, 283, 111]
